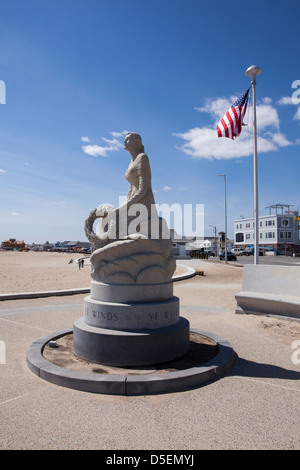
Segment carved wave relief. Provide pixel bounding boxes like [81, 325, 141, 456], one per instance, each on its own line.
[90, 235, 176, 285]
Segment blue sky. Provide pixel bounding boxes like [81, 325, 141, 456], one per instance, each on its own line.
[0, 0, 299, 244]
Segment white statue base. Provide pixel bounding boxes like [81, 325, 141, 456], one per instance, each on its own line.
[73, 281, 190, 367]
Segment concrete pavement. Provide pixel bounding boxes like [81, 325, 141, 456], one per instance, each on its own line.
[0, 260, 299, 450]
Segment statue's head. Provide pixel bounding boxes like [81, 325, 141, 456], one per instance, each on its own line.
[124, 132, 145, 153]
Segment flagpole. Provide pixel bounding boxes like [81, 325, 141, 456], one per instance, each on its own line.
[246, 65, 261, 266]
[218, 174, 227, 263]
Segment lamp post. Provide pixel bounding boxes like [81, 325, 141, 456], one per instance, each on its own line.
[246, 65, 261, 265]
[218, 174, 227, 263]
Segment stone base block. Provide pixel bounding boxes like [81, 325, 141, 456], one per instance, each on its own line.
[73, 316, 190, 367]
[235, 265, 300, 320]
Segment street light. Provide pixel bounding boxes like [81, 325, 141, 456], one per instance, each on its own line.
[217, 174, 227, 263]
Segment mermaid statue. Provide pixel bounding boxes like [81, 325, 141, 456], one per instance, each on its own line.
[84, 132, 176, 285]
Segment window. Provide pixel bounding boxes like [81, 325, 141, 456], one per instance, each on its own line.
[265, 232, 275, 239]
[235, 233, 244, 243]
[246, 223, 250, 228]
[246, 233, 251, 240]
[280, 231, 292, 239]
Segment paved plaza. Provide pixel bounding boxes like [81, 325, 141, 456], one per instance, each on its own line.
[0, 259, 299, 450]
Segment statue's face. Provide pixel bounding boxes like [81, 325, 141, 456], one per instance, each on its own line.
[124, 134, 135, 152]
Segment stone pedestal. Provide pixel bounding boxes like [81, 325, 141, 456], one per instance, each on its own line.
[73, 281, 190, 367]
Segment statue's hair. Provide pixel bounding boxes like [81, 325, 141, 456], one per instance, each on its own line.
[126, 132, 145, 152]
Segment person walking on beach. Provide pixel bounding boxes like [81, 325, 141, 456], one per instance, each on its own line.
[77, 259, 81, 270]
[81, 258, 84, 268]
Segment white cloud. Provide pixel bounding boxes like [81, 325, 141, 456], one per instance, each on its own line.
[82, 144, 108, 157]
[163, 185, 172, 192]
[102, 137, 123, 148]
[175, 127, 252, 160]
[110, 130, 128, 138]
[11, 212, 21, 216]
[262, 97, 272, 104]
[271, 132, 292, 147]
[82, 139, 122, 157]
[175, 95, 294, 160]
[0, 169, 6, 173]
[82, 131, 127, 157]
[277, 95, 300, 122]
[81, 136, 90, 142]
[256, 103, 280, 129]
[277, 96, 294, 105]
[195, 97, 233, 122]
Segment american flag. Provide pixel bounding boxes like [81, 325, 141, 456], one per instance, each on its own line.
[217, 88, 250, 139]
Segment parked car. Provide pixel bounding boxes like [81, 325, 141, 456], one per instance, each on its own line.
[231, 247, 243, 255]
[242, 246, 254, 255]
[206, 250, 216, 257]
[243, 247, 264, 256]
[264, 246, 278, 256]
[219, 251, 237, 261]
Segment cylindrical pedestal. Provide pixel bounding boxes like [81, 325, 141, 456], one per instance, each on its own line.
[73, 316, 190, 367]
[73, 281, 190, 367]
[83, 295, 180, 330]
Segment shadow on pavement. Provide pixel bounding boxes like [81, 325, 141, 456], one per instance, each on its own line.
[231, 356, 300, 381]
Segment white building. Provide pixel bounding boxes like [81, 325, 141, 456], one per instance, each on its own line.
[234, 209, 300, 255]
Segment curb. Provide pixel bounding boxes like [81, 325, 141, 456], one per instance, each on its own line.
[26, 328, 237, 396]
[172, 265, 196, 282]
[0, 287, 91, 301]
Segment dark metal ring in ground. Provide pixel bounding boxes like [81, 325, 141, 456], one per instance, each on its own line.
[26, 329, 237, 396]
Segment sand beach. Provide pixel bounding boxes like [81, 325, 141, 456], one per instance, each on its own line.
[0, 250, 189, 294]
[0, 250, 91, 293]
